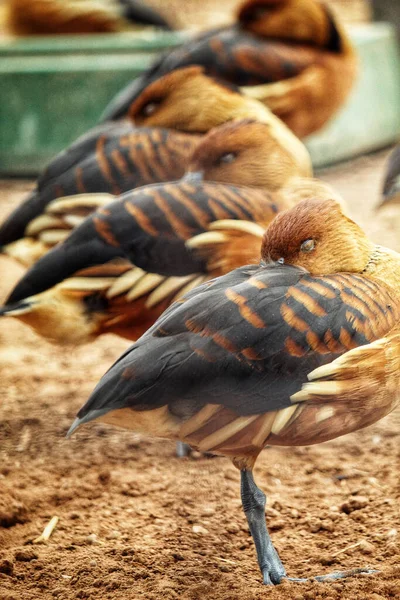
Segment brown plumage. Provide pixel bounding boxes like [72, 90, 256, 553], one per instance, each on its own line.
[294, 324, 400, 423]
[4, 0, 172, 35]
[186, 118, 310, 192]
[0, 123, 201, 267]
[240, 0, 358, 137]
[261, 196, 372, 274]
[0, 117, 329, 345]
[68, 197, 400, 584]
[103, 0, 357, 138]
[128, 67, 311, 171]
[0, 181, 279, 344]
[1, 68, 310, 267]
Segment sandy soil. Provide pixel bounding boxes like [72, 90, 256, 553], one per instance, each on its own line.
[0, 150, 399, 600]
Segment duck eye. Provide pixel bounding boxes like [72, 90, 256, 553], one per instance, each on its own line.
[141, 101, 159, 117]
[300, 239, 315, 253]
[219, 152, 237, 165]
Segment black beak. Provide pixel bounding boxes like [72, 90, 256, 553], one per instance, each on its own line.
[259, 257, 284, 268]
[183, 171, 204, 183]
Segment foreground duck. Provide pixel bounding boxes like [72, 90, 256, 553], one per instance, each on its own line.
[68, 198, 400, 584]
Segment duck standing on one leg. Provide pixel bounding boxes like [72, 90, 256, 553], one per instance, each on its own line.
[68, 198, 400, 583]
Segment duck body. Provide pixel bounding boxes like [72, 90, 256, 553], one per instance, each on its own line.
[2, 181, 276, 343]
[103, 0, 357, 137]
[103, 25, 351, 126]
[70, 260, 400, 457]
[5, 0, 172, 35]
[0, 69, 311, 267]
[0, 122, 199, 265]
[68, 197, 400, 584]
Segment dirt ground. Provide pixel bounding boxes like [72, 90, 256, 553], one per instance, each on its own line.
[0, 150, 399, 600]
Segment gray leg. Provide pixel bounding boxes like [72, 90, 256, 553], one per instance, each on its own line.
[240, 470, 378, 585]
[240, 469, 286, 585]
[176, 441, 191, 457]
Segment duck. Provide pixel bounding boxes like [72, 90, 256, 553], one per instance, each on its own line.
[0, 122, 201, 266]
[378, 144, 400, 208]
[0, 66, 310, 267]
[3, 0, 172, 35]
[102, 0, 358, 138]
[0, 118, 332, 345]
[67, 197, 400, 584]
[0, 181, 276, 344]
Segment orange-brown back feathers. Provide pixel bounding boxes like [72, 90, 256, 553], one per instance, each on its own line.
[238, 0, 350, 52]
[237, 0, 357, 137]
[5, 0, 132, 35]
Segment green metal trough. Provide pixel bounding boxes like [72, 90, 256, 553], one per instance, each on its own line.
[0, 24, 399, 175]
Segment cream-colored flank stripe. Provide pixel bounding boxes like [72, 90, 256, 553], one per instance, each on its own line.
[197, 415, 259, 452]
[271, 405, 298, 434]
[179, 404, 222, 438]
[25, 215, 65, 236]
[107, 267, 146, 298]
[145, 275, 196, 308]
[126, 273, 165, 302]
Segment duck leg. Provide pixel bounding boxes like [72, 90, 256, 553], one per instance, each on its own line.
[176, 441, 191, 457]
[240, 469, 286, 585]
[240, 470, 377, 585]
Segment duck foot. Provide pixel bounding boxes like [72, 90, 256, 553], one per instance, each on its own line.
[240, 470, 378, 586]
[176, 441, 191, 457]
[175, 442, 216, 459]
[286, 568, 379, 583]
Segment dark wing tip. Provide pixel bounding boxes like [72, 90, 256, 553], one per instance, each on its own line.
[66, 408, 111, 438]
[0, 300, 33, 316]
[119, 0, 172, 29]
[66, 418, 82, 438]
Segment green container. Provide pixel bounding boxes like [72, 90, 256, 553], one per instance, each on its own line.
[0, 31, 186, 175]
[306, 23, 400, 168]
[0, 25, 399, 175]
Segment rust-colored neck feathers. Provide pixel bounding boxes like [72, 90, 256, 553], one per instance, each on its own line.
[261, 199, 376, 275]
[238, 0, 352, 53]
[186, 119, 311, 190]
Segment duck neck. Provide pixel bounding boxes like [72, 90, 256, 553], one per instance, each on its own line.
[363, 245, 400, 289]
[278, 177, 344, 209]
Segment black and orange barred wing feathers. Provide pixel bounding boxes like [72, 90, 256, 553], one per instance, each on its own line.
[102, 28, 336, 121]
[4, 181, 277, 305]
[0, 124, 199, 254]
[70, 263, 400, 459]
